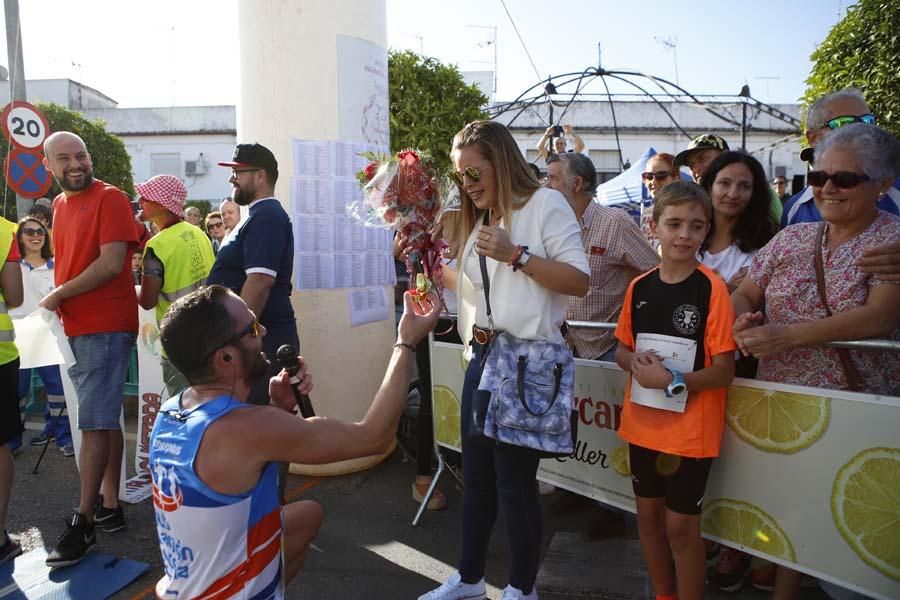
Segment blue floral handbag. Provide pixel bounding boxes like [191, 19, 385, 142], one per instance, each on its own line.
[477, 332, 577, 458]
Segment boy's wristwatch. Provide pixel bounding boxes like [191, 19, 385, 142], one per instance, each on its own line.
[665, 369, 687, 397]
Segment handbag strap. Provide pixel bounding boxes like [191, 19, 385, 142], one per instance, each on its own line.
[478, 212, 494, 329]
[814, 222, 863, 391]
[516, 358, 563, 417]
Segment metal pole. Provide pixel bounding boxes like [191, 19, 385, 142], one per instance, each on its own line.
[741, 100, 748, 151]
[4, 0, 30, 220]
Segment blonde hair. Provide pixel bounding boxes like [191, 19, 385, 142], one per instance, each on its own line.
[651, 180, 712, 223]
[448, 120, 540, 261]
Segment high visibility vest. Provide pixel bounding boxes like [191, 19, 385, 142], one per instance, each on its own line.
[144, 221, 215, 322]
[0, 218, 18, 364]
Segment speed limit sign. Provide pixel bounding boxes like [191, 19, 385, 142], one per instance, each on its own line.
[0, 101, 50, 150]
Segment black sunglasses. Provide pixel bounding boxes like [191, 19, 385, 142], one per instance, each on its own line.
[22, 227, 46, 236]
[641, 171, 672, 182]
[807, 170, 871, 189]
[451, 165, 489, 186]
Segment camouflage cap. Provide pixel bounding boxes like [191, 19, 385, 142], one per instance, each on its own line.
[673, 134, 730, 168]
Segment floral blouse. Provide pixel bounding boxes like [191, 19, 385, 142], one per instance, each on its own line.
[749, 211, 900, 395]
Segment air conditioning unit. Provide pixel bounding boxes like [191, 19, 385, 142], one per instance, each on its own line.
[185, 160, 206, 176]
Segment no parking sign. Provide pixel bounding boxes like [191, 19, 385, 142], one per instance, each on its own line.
[4, 148, 52, 198]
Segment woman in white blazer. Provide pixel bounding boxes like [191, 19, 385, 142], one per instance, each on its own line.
[418, 121, 589, 600]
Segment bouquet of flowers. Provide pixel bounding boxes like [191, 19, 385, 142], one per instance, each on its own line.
[349, 149, 458, 307]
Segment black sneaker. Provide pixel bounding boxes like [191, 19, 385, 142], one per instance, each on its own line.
[0, 530, 22, 564]
[46, 513, 96, 568]
[93, 498, 126, 533]
[30, 431, 54, 446]
[709, 547, 752, 592]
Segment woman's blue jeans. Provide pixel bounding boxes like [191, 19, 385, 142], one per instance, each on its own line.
[458, 340, 542, 594]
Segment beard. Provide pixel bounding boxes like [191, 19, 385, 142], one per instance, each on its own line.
[59, 167, 94, 193]
[232, 184, 255, 206]
[242, 346, 271, 383]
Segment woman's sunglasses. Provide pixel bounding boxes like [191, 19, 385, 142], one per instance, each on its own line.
[816, 114, 876, 130]
[641, 171, 671, 182]
[22, 227, 46, 237]
[807, 170, 871, 189]
[451, 165, 488, 186]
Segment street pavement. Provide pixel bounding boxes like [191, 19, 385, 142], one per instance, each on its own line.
[7, 421, 831, 599]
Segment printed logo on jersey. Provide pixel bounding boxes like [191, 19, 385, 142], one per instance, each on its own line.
[673, 304, 700, 335]
[152, 460, 183, 512]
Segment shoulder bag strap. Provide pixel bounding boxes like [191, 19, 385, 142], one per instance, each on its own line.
[478, 212, 493, 329]
[814, 222, 863, 391]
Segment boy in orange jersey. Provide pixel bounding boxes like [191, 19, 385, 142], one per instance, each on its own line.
[614, 181, 736, 600]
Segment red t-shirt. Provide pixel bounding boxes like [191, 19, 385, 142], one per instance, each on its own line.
[6, 238, 20, 262]
[52, 179, 139, 336]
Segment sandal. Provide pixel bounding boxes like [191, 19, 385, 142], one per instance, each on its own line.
[412, 480, 447, 511]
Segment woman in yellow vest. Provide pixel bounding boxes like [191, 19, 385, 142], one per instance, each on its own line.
[0, 216, 24, 564]
[135, 176, 215, 396]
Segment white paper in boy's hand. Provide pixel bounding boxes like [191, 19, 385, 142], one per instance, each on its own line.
[630, 333, 697, 413]
[13, 308, 76, 368]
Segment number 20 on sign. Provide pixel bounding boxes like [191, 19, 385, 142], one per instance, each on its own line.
[1, 101, 50, 150]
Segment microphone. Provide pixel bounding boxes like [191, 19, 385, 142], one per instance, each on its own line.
[276, 344, 315, 418]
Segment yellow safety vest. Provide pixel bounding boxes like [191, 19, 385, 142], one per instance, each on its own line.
[144, 221, 215, 323]
[0, 218, 18, 364]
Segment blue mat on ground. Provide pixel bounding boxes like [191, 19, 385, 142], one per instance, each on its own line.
[0, 548, 149, 600]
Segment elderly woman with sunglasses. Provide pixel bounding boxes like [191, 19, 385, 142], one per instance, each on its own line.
[732, 123, 900, 392]
[418, 121, 588, 600]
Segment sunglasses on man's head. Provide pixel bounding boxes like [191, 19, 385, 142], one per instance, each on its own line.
[641, 171, 671, 182]
[451, 165, 488, 186]
[807, 170, 871, 189]
[22, 227, 46, 237]
[817, 114, 876, 130]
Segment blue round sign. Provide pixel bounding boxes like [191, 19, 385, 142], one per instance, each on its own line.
[5, 147, 52, 198]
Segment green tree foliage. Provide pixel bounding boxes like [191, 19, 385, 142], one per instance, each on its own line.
[389, 50, 488, 173]
[802, 0, 900, 137]
[1, 102, 133, 221]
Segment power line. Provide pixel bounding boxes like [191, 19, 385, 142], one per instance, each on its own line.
[498, 0, 542, 83]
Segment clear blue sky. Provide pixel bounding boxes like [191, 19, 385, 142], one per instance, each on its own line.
[3, 0, 847, 108]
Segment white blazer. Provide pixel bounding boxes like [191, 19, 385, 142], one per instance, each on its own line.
[457, 187, 589, 357]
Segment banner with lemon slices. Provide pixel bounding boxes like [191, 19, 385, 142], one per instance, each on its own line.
[430, 341, 900, 600]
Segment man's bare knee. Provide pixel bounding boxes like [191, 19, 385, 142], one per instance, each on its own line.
[284, 500, 324, 543]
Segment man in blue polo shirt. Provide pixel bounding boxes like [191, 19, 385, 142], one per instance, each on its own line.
[783, 88, 900, 226]
[208, 143, 297, 405]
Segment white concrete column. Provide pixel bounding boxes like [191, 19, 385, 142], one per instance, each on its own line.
[238, 0, 394, 475]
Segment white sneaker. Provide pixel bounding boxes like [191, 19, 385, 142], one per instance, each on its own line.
[418, 572, 486, 600]
[500, 584, 538, 600]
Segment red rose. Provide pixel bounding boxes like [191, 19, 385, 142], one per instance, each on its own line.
[364, 161, 379, 181]
[396, 149, 420, 162]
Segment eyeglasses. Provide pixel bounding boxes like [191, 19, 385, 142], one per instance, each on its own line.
[22, 227, 46, 237]
[807, 170, 871, 189]
[230, 168, 261, 179]
[816, 114, 876, 130]
[772, 179, 787, 185]
[641, 171, 672, 182]
[451, 165, 489, 186]
[207, 222, 224, 230]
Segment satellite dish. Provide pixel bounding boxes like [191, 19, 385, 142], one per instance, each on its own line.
[0, 66, 8, 81]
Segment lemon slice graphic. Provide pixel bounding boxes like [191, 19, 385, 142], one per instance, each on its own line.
[702, 498, 795, 562]
[433, 385, 461, 448]
[610, 445, 630, 477]
[831, 447, 900, 581]
[726, 386, 829, 453]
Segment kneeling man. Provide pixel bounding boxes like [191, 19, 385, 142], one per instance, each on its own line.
[150, 285, 439, 598]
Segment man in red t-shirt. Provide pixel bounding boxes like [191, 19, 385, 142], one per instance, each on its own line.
[39, 131, 143, 568]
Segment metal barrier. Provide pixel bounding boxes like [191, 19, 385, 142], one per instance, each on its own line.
[412, 317, 900, 526]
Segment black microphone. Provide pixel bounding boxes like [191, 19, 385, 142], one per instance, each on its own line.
[276, 344, 315, 418]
